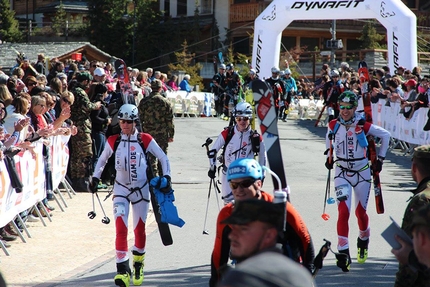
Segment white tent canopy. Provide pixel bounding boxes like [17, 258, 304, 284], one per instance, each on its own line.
[252, 0, 417, 78]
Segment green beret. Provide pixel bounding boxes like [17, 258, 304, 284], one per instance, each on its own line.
[76, 71, 93, 82]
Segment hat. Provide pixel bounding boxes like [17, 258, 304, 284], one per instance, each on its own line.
[94, 67, 105, 77]
[76, 72, 93, 82]
[127, 67, 132, 72]
[151, 79, 163, 90]
[405, 79, 417, 87]
[221, 199, 283, 228]
[249, 69, 256, 75]
[413, 145, 430, 159]
[220, 252, 316, 287]
[0, 73, 9, 85]
[412, 205, 430, 230]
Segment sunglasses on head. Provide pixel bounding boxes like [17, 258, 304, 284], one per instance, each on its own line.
[229, 179, 256, 189]
[236, 116, 250, 122]
[120, 119, 134, 124]
[339, 105, 354, 110]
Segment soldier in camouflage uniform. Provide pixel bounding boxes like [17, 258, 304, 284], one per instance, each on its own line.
[138, 79, 174, 176]
[392, 144, 430, 286]
[69, 72, 102, 192]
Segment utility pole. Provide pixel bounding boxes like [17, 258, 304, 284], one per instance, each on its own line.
[330, 20, 336, 69]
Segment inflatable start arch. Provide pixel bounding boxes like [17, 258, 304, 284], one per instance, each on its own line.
[252, 0, 417, 78]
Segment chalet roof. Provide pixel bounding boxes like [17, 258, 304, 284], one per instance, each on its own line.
[0, 42, 116, 71]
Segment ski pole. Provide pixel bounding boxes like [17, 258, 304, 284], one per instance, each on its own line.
[314, 104, 327, 127]
[88, 193, 96, 219]
[202, 178, 212, 235]
[213, 178, 221, 211]
[202, 137, 214, 235]
[322, 133, 335, 220]
[95, 192, 110, 224]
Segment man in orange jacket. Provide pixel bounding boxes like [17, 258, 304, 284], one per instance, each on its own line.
[209, 158, 315, 286]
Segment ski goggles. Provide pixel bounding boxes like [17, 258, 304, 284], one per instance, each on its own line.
[235, 116, 250, 122]
[339, 105, 355, 110]
[229, 179, 256, 190]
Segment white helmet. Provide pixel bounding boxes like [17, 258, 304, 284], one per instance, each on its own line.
[219, 64, 226, 70]
[330, 70, 340, 77]
[233, 102, 253, 117]
[118, 104, 138, 121]
[249, 69, 256, 75]
[271, 67, 280, 74]
[284, 68, 291, 75]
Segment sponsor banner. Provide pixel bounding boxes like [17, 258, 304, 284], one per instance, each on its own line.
[0, 136, 70, 227]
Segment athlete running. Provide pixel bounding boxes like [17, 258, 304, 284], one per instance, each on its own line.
[91, 104, 171, 287]
[207, 102, 266, 204]
[325, 91, 390, 272]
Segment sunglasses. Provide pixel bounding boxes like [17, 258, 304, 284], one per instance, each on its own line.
[339, 105, 354, 110]
[120, 119, 134, 124]
[229, 179, 256, 189]
[236, 116, 250, 122]
[28, 82, 37, 87]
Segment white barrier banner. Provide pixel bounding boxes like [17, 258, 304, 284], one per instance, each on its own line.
[166, 91, 215, 116]
[0, 142, 44, 227]
[0, 136, 70, 227]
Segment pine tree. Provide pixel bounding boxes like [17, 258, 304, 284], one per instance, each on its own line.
[358, 20, 385, 49]
[168, 40, 203, 88]
[0, 0, 23, 42]
[52, 1, 67, 35]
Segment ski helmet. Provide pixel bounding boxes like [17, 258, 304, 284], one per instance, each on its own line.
[219, 64, 226, 70]
[271, 67, 280, 74]
[226, 63, 234, 71]
[227, 158, 263, 181]
[330, 70, 340, 77]
[249, 69, 256, 75]
[233, 102, 253, 117]
[338, 91, 358, 107]
[118, 104, 139, 121]
[284, 68, 291, 75]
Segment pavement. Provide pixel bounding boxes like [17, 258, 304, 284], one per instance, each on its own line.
[0, 187, 155, 287]
[0, 116, 418, 287]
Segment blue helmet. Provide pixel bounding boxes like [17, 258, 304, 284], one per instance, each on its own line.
[227, 158, 263, 181]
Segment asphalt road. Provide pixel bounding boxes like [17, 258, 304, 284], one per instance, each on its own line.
[3, 116, 415, 287]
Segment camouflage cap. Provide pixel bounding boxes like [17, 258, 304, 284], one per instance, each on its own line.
[76, 71, 93, 82]
[411, 204, 430, 230]
[221, 199, 283, 228]
[413, 145, 430, 159]
[151, 79, 162, 90]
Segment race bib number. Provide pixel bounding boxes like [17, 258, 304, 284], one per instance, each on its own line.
[335, 184, 350, 201]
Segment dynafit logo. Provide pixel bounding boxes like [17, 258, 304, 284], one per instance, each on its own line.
[291, 0, 364, 11]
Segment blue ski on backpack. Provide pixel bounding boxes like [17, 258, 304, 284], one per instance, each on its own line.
[149, 177, 185, 228]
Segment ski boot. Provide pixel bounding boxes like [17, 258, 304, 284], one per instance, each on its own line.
[357, 238, 369, 264]
[132, 251, 145, 286]
[114, 260, 131, 287]
[336, 248, 351, 272]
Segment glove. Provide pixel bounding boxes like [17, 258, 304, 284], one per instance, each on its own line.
[90, 177, 99, 193]
[160, 175, 172, 193]
[375, 156, 384, 173]
[325, 158, 333, 170]
[208, 165, 216, 179]
[207, 149, 216, 159]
